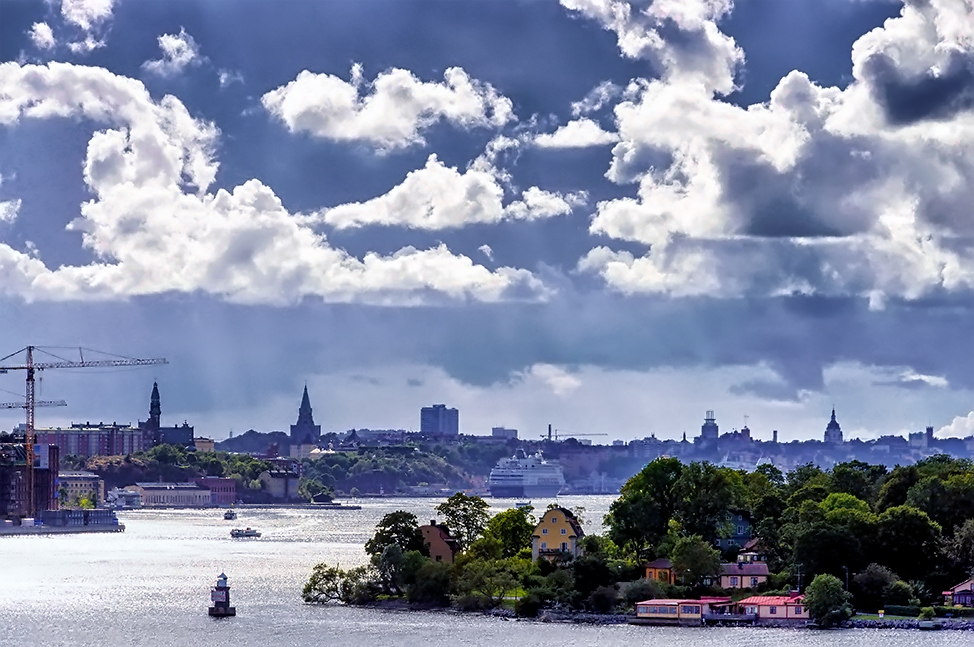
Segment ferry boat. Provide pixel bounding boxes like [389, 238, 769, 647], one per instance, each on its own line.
[223, 510, 237, 520]
[487, 450, 565, 498]
[229, 527, 260, 538]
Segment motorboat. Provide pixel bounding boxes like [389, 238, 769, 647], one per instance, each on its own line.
[223, 510, 237, 520]
[230, 527, 260, 538]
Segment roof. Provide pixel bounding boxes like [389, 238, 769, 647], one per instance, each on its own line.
[134, 482, 208, 490]
[947, 578, 974, 593]
[741, 537, 770, 552]
[645, 558, 673, 569]
[59, 471, 100, 478]
[636, 599, 698, 605]
[738, 595, 804, 606]
[533, 507, 585, 538]
[721, 562, 770, 576]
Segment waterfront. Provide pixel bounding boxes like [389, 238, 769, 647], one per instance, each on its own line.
[0, 496, 968, 646]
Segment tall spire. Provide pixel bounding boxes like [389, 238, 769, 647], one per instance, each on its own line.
[149, 382, 161, 429]
[296, 385, 314, 426]
[830, 407, 836, 423]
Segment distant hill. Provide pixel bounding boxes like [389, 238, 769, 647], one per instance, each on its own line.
[216, 429, 290, 455]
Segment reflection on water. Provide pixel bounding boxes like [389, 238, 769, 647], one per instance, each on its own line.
[0, 496, 965, 646]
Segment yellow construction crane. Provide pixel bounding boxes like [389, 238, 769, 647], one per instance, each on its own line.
[0, 346, 167, 517]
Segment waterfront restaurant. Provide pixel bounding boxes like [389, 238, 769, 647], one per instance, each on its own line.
[634, 599, 706, 625]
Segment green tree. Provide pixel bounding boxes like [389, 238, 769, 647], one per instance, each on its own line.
[875, 505, 942, 581]
[605, 457, 683, 558]
[851, 563, 897, 613]
[302, 562, 345, 604]
[454, 558, 518, 609]
[829, 460, 887, 505]
[949, 518, 974, 573]
[365, 511, 426, 557]
[670, 535, 722, 586]
[483, 507, 535, 558]
[804, 573, 852, 628]
[435, 492, 490, 551]
[672, 462, 743, 541]
[406, 561, 452, 606]
[876, 465, 919, 511]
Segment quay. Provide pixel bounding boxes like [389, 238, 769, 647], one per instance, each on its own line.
[0, 523, 125, 536]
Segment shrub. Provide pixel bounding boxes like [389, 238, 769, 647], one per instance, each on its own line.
[622, 579, 664, 607]
[805, 574, 852, 628]
[515, 592, 543, 617]
[587, 585, 619, 613]
[883, 604, 921, 617]
[919, 607, 935, 620]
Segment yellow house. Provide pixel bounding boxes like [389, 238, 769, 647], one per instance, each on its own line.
[737, 595, 809, 623]
[634, 599, 704, 625]
[531, 507, 584, 561]
[419, 520, 460, 564]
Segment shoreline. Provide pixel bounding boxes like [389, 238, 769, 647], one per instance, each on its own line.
[343, 600, 974, 630]
[0, 524, 125, 536]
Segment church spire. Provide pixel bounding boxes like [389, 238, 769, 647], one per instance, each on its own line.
[830, 407, 836, 423]
[296, 385, 314, 426]
[149, 382, 161, 429]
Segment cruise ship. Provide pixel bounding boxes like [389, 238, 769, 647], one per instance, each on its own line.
[487, 450, 565, 498]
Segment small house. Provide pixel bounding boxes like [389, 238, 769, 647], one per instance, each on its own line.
[943, 578, 974, 607]
[736, 595, 808, 623]
[719, 561, 769, 589]
[634, 599, 704, 625]
[645, 558, 674, 584]
[419, 520, 460, 564]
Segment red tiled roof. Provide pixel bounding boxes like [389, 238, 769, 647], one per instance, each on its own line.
[738, 595, 804, 606]
[721, 562, 770, 576]
[645, 558, 673, 569]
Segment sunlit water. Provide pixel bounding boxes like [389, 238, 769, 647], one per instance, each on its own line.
[0, 496, 966, 646]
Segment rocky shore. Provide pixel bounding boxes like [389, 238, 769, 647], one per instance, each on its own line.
[843, 618, 974, 631]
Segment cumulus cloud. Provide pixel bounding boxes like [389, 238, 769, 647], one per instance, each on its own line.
[535, 118, 620, 148]
[574, 0, 974, 302]
[560, 0, 743, 95]
[29, 23, 56, 50]
[478, 245, 494, 260]
[571, 81, 622, 116]
[142, 28, 204, 77]
[938, 412, 974, 438]
[61, 0, 117, 53]
[320, 154, 586, 230]
[261, 64, 514, 151]
[0, 199, 21, 224]
[0, 62, 548, 305]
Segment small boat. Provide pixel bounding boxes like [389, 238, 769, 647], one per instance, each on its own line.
[230, 527, 260, 538]
[224, 510, 237, 520]
[515, 501, 532, 509]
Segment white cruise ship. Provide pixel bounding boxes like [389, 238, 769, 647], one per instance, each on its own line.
[487, 450, 565, 498]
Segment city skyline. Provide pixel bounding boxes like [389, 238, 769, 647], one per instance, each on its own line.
[1, 1, 973, 443]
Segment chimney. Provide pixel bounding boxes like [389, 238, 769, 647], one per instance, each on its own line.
[430, 519, 436, 526]
[772, 430, 778, 443]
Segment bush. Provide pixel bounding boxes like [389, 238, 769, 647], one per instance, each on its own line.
[805, 574, 852, 628]
[515, 592, 543, 617]
[932, 606, 974, 618]
[406, 562, 451, 606]
[919, 607, 935, 620]
[587, 585, 619, 613]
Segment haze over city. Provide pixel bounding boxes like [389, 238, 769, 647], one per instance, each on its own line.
[1, 0, 973, 443]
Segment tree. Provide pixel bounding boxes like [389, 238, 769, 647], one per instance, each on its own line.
[851, 563, 897, 613]
[875, 505, 942, 581]
[454, 558, 518, 609]
[484, 507, 535, 558]
[302, 562, 345, 604]
[830, 460, 887, 505]
[605, 457, 683, 558]
[435, 492, 490, 551]
[670, 535, 722, 587]
[406, 561, 452, 606]
[672, 462, 743, 541]
[949, 518, 974, 573]
[365, 510, 426, 557]
[804, 573, 852, 628]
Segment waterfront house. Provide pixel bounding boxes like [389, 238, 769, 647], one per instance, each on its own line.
[719, 561, 769, 589]
[715, 510, 753, 551]
[634, 599, 704, 625]
[645, 558, 674, 584]
[943, 578, 974, 607]
[531, 507, 584, 561]
[419, 520, 460, 563]
[258, 469, 300, 500]
[194, 476, 237, 507]
[736, 595, 808, 623]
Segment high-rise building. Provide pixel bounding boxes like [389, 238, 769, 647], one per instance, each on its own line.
[491, 427, 518, 439]
[824, 408, 843, 444]
[421, 404, 459, 435]
[290, 386, 321, 445]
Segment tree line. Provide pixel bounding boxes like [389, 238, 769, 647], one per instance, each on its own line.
[303, 455, 974, 624]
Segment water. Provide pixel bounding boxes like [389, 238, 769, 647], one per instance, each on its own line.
[0, 496, 965, 646]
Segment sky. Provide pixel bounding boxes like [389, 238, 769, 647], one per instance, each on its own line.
[0, 0, 973, 443]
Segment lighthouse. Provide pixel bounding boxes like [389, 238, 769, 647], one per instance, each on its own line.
[208, 572, 236, 617]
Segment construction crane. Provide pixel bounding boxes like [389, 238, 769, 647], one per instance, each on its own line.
[541, 424, 609, 442]
[0, 346, 167, 517]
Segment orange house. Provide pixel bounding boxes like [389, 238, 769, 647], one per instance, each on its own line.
[645, 558, 674, 584]
[419, 520, 460, 563]
[737, 595, 809, 623]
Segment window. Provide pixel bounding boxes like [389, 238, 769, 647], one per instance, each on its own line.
[669, 607, 678, 614]
[435, 555, 442, 562]
[714, 539, 721, 546]
[658, 572, 668, 582]
[540, 542, 547, 549]
[542, 528, 548, 535]
[637, 606, 648, 614]
[551, 516, 558, 523]
[560, 528, 567, 535]
[751, 577, 758, 587]
[730, 577, 738, 586]
[770, 606, 777, 614]
[746, 606, 757, 615]
[561, 542, 568, 551]
[795, 606, 803, 615]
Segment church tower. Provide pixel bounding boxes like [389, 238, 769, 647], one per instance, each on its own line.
[824, 408, 843, 444]
[290, 386, 321, 445]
